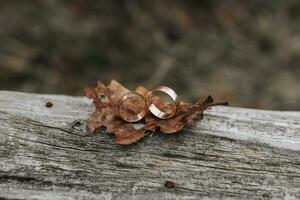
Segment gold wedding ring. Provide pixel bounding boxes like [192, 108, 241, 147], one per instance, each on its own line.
[146, 86, 179, 119]
[118, 92, 147, 122]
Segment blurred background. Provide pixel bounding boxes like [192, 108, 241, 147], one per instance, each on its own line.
[0, 0, 299, 110]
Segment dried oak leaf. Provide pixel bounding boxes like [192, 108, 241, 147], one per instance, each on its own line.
[85, 80, 227, 145]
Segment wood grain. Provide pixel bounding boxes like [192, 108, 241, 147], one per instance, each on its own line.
[0, 91, 299, 200]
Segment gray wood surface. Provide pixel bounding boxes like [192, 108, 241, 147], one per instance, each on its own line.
[0, 91, 299, 200]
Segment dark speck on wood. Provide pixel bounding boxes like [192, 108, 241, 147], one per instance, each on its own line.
[45, 101, 53, 108]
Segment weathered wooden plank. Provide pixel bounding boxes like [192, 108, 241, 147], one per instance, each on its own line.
[0, 91, 299, 200]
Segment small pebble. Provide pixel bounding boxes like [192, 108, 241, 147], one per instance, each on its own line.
[45, 102, 53, 108]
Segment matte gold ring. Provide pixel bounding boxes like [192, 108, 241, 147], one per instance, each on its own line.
[118, 92, 147, 122]
[146, 86, 179, 119]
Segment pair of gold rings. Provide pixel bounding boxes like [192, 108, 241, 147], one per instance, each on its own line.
[117, 86, 179, 122]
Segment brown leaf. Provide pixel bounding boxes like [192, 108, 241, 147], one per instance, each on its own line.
[85, 80, 227, 145]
